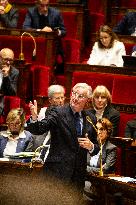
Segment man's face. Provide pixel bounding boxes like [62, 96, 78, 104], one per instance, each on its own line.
[70, 87, 89, 112]
[0, 49, 14, 67]
[37, 0, 49, 15]
[49, 92, 65, 106]
[0, 0, 8, 8]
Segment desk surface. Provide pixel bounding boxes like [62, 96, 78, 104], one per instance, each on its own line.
[88, 174, 136, 205]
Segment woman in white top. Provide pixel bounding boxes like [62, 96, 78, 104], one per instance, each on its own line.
[87, 25, 126, 67]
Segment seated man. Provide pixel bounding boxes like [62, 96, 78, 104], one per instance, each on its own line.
[132, 45, 136, 56]
[0, 108, 32, 158]
[113, 11, 136, 36]
[0, 0, 18, 28]
[23, 0, 66, 74]
[25, 84, 65, 162]
[125, 117, 136, 140]
[0, 48, 19, 115]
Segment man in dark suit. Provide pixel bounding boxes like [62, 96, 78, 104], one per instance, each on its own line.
[0, 48, 19, 115]
[113, 12, 136, 36]
[23, 0, 66, 36]
[27, 83, 97, 193]
[23, 0, 66, 74]
[0, 0, 18, 28]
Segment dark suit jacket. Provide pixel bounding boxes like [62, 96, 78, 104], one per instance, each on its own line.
[89, 105, 120, 136]
[23, 6, 66, 37]
[0, 130, 32, 158]
[87, 140, 117, 174]
[0, 65, 19, 96]
[27, 104, 97, 187]
[0, 7, 18, 28]
[113, 12, 136, 35]
[125, 118, 136, 140]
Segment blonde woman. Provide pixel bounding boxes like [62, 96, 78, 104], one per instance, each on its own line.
[0, 108, 32, 158]
[89, 85, 120, 136]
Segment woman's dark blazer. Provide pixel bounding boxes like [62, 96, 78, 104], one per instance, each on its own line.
[89, 105, 120, 136]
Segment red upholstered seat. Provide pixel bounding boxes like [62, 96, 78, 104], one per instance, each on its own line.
[62, 11, 80, 39]
[118, 112, 136, 138]
[120, 0, 136, 8]
[30, 65, 51, 99]
[4, 96, 21, 117]
[112, 75, 136, 105]
[62, 38, 81, 63]
[89, 12, 105, 33]
[72, 71, 114, 92]
[17, 8, 28, 29]
[0, 36, 48, 65]
[87, 0, 105, 13]
[124, 43, 135, 55]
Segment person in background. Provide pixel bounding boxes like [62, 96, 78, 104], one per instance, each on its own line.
[87, 25, 126, 67]
[125, 117, 136, 140]
[27, 83, 97, 196]
[23, 0, 66, 36]
[0, 0, 18, 28]
[25, 84, 65, 162]
[84, 118, 117, 200]
[0, 48, 19, 115]
[87, 118, 117, 175]
[131, 45, 136, 56]
[0, 108, 32, 158]
[89, 85, 120, 136]
[113, 12, 136, 36]
[23, 0, 66, 74]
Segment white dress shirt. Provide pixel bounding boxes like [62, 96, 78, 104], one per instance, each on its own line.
[87, 40, 126, 67]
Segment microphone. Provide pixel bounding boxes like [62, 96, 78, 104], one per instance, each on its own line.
[29, 144, 50, 169]
[19, 32, 37, 61]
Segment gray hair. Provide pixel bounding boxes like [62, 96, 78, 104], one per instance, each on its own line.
[48, 85, 65, 98]
[72, 83, 92, 98]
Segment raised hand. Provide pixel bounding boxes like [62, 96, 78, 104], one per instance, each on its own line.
[29, 100, 38, 121]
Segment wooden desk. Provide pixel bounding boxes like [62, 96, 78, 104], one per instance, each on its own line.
[65, 63, 136, 96]
[88, 174, 136, 205]
[110, 137, 136, 177]
[0, 160, 43, 176]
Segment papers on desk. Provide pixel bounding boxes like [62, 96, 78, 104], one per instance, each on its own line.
[0, 158, 10, 161]
[5, 152, 39, 159]
[108, 176, 136, 183]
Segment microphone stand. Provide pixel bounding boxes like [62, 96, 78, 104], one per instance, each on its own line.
[19, 32, 37, 61]
[99, 139, 103, 176]
[86, 116, 103, 176]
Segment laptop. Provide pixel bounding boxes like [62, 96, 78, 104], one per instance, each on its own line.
[122, 55, 136, 68]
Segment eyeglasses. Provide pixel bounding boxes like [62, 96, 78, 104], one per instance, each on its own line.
[0, 0, 7, 3]
[53, 96, 65, 101]
[72, 91, 87, 100]
[8, 122, 21, 127]
[2, 58, 14, 63]
[97, 127, 105, 132]
[38, 3, 49, 7]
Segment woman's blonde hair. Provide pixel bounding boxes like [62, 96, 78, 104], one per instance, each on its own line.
[92, 85, 112, 107]
[6, 108, 25, 129]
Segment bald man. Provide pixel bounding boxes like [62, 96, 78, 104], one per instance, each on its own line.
[0, 48, 19, 114]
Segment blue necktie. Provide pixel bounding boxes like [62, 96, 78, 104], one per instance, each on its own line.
[74, 112, 81, 136]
